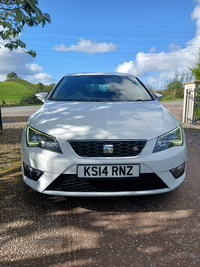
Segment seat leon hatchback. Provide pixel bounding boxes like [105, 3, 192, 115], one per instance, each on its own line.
[21, 73, 186, 196]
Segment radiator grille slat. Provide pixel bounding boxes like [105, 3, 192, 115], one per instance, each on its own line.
[69, 140, 147, 157]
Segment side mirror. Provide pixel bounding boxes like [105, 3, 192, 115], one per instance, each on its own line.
[35, 92, 48, 103]
[153, 93, 163, 101]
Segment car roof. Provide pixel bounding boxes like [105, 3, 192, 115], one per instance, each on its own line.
[63, 72, 135, 78]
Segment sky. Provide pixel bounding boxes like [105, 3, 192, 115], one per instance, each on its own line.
[0, 0, 200, 88]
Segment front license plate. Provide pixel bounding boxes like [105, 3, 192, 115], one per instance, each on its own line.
[77, 165, 140, 178]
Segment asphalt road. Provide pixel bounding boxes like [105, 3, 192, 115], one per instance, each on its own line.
[1, 105, 42, 117]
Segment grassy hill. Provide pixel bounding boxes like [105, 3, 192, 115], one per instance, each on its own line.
[0, 78, 56, 106]
[5, 78, 37, 93]
[0, 81, 34, 105]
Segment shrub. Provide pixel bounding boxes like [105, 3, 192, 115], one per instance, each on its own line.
[166, 80, 184, 98]
[20, 94, 41, 105]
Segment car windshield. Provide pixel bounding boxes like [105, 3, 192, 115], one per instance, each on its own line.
[49, 75, 153, 102]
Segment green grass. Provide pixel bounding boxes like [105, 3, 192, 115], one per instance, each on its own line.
[0, 82, 33, 105]
[5, 78, 37, 92]
[160, 97, 183, 102]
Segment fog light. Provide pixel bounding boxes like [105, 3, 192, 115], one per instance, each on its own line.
[170, 162, 185, 179]
[23, 162, 44, 181]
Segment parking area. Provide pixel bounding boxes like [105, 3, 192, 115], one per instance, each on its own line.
[0, 103, 200, 267]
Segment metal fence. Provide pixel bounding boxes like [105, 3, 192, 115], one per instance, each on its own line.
[184, 88, 200, 124]
[194, 89, 200, 123]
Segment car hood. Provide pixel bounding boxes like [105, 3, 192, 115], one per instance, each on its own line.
[28, 100, 180, 141]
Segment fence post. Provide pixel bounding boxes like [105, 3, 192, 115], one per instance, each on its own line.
[183, 80, 200, 123]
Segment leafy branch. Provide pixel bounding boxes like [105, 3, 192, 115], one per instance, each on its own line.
[0, 0, 51, 57]
[189, 48, 200, 80]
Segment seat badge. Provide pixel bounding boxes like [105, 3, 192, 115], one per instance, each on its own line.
[103, 145, 113, 154]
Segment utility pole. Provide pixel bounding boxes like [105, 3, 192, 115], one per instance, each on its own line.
[0, 104, 3, 135]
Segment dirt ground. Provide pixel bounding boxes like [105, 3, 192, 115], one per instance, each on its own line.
[0, 103, 200, 267]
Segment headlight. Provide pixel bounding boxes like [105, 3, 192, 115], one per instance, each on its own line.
[153, 125, 183, 153]
[26, 126, 62, 153]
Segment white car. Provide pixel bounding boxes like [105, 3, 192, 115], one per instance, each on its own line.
[21, 73, 186, 196]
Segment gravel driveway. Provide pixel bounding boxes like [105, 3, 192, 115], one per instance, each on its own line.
[0, 102, 200, 267]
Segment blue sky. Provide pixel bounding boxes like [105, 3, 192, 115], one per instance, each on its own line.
[0, 0, 200, 88]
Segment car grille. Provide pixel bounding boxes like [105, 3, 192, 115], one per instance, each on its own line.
[45, 173, 167, 192]
[69, 140, 147, 157]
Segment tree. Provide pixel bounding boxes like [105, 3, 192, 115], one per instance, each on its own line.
[163, 72, 194, 98]
[189, 48, 200, 80]
[0, 0, 51, 57]
[166, 80, 184, 98]
[36, 81, 43, 92]
[44, 83, 56, 93]
[6, 71, 18, 79]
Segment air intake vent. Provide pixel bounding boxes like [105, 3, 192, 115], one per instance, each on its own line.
[69, 140, 146, 157]
[46, 173, 167, 192]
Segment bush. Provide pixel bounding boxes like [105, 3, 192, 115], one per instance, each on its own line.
[166, 80, 184, 98]
[36, 82, 44, 93]
[20, 94, 42, 105]
[43, 83, 56, 93]
[148, 72, 194, 100]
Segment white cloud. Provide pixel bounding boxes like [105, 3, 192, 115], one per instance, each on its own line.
[0, 44, 55, 83]
[117, 46, 196, 77]
[191, 0, 200, 35]
[116, 1, 200, 87]
[26, 73, 54, 84]
[168, 43, 182, 51]
[27, 63, 43, 73]
[0, 27, 55, 84]
[149, 47, 156, 53]
[52, 38, 117, 54]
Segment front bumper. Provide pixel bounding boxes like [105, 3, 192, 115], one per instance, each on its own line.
[21, 132, 187, 196]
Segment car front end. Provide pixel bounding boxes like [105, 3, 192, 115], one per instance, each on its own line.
[21, 98, 186, 196]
